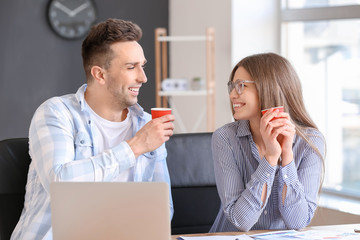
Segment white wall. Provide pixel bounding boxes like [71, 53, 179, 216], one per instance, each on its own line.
[169, 0, 279, 133]
[232, 0, 280, 65]
[169, 0, 232, 133]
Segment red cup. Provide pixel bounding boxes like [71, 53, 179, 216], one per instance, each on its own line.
[261, 106, 284, 120]
[151, 108, 172, 119]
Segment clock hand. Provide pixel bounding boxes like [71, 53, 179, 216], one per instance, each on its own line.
[69, 2, 90, 17]
[53, 1, 73, 16]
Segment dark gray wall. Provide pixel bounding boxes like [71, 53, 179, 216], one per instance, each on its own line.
[0, 0, 168, 140]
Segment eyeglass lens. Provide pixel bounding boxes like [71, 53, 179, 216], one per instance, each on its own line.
[228, 80, 244, 94]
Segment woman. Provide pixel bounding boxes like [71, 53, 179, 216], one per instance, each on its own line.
[210, 53, 325, 232]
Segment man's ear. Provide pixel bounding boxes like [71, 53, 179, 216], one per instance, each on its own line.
[90, 66, 106, 85]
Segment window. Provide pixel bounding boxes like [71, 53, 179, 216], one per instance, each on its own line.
[281, 1, 360, 198]
[286, 0, 360, 8]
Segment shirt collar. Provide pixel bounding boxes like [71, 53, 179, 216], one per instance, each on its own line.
[75, 84, 87, 111]
[75, 83, 145, 117]
[128, 103, 145, 117]
[235, 120, 252, 138]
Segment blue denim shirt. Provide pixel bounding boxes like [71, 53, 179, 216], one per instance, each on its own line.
[11, 84, 173, 240]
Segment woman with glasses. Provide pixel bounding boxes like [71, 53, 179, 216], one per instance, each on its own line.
[210, 53, 325, 232]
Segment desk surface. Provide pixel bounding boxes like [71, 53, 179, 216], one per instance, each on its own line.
[171, 223, 360, 239]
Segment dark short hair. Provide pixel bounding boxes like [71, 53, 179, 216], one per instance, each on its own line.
[81, 18, 142, 81]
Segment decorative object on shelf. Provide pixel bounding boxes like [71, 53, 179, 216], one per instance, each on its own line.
[47, 0, 97, 40]
[161, 78, 189, 91]
[190, 77, 204, 91]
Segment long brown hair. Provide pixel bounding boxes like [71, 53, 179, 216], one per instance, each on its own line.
[230, 53, 326, 188]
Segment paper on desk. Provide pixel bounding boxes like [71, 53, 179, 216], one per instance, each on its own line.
[250, 230, 298, 239]
[250, 229, 360, 240]
[288, 230, 360, 240]
[177, 234, 252, 240]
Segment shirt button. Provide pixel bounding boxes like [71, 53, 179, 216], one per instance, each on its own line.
[264, 210, 268, 215]
[80, 140, 85, 144]
[150, 151, 154, 155]
[284, 174, 288, 179]
[266, 173, 270, 177]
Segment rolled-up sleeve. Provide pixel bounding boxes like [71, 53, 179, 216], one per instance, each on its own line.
[30, 98, 136, 193]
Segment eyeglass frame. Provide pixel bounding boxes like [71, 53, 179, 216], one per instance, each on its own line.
[227, 79, 255, 95]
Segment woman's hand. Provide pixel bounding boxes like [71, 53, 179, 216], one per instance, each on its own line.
[260, 109, 283, 166]
[272, 111, 296, 166]
[260, 109, 295, 166]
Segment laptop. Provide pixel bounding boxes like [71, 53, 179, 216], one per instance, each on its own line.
[50, 182, 171, 240]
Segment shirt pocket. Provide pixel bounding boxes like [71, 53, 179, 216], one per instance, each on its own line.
[74, 131, 93, 159]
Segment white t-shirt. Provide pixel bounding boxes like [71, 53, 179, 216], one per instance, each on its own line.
[86, 103, 134, 181]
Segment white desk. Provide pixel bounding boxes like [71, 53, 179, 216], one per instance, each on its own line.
[171, 223, 360, 239]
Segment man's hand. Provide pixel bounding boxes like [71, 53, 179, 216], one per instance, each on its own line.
[126, 114, 175, 158]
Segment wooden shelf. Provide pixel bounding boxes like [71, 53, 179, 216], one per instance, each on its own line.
[158, 90, 207, 97]
[154, 28, 216, 132]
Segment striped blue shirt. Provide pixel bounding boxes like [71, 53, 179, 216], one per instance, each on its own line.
[11, 84, 173, 240]
[210, 120, 324, 232]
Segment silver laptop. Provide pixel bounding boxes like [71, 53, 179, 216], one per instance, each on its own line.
[50, 182, 171, 240]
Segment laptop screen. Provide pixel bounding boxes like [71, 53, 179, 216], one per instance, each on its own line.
[50, 182, 171, 240]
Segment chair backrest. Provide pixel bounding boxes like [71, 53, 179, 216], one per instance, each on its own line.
[0, 138, 31, 240]
[165, 132, 220, 234]
[0, 134, 220, 237]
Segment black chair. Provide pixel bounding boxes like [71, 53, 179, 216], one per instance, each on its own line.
[0, 134, 220, 237]
[0, 138, 31, 240]
[166, 132, 220, 234]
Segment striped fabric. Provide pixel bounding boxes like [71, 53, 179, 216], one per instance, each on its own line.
[209, 120, 324, 232]
[11, 84, 173, 240]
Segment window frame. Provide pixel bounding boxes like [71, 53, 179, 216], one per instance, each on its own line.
[280, 2, 360, 202]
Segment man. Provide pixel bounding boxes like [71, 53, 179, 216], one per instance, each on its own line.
[11, 18, 175, 240]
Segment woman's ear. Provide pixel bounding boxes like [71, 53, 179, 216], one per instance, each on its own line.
[90, 66, 106, 85]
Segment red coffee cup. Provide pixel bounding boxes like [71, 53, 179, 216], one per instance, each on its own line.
[151, 108, 172, 119]
[261, 106, 284, 120]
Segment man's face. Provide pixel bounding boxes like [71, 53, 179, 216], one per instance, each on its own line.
[104, 41, 147, 109]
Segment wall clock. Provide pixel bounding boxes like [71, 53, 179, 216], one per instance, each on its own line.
[47, 0, 97, 40]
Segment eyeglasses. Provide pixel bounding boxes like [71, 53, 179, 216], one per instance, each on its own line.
[227, 79, 255, 94]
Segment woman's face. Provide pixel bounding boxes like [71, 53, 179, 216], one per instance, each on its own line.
[229, 67, 261, 121]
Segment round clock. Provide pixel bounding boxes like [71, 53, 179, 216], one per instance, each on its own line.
[47, 0, 97, 40]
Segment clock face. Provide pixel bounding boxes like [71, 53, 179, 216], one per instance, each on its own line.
[47, 0, 97, 40]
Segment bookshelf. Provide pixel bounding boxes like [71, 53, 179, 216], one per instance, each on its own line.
[154, 27, 215, 132]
